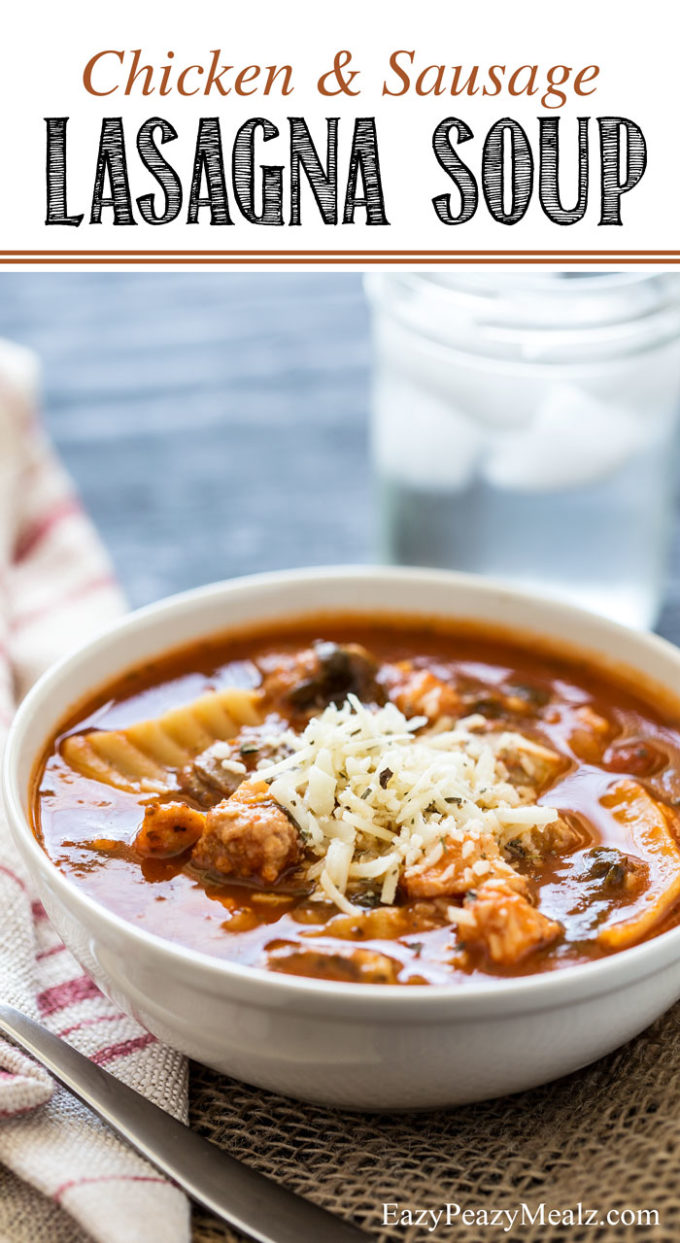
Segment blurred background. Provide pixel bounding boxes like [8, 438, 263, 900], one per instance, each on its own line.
[2, 271, 680, 644]
[0, 273, 372, 603]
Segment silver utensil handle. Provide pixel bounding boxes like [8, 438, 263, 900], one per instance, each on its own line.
[0, 1003, 368, 1243]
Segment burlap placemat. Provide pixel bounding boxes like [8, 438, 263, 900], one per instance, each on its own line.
[188, 999, 680, 1243]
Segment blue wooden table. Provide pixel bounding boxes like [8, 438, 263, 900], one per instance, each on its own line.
[0, 270, 678, 643]
[0, 273, 372, 602]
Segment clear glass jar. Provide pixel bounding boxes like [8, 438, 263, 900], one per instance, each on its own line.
[366, 272, 680, 629]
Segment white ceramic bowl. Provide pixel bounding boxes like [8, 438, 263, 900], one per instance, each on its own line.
[6, 566, 680, 1111]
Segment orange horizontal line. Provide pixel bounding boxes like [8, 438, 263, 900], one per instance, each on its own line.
[2, 256, 678, 266]
[0, 249, 678, 258]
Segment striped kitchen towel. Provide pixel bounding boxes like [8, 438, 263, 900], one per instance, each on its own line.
[0, 340, 189, 1243]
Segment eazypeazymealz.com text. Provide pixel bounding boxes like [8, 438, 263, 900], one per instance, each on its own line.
[382, 1202, 660, 1232]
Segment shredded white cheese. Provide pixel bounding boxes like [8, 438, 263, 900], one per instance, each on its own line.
[255, 694, 559, 911]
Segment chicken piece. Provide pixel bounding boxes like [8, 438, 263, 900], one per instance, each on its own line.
[402, 833, 524, 900]
[384, 663, 460, 722]
[462, 879, 563, 966]
[258, 641, 382, 713]
[191, 779, 301, 885]
[133, 801, 206, 859]
[499, 682, 552, 714]
[503, 814, 588, 865]
[266, 943, 401, 984]
[495, 734, 565, 795]
[597, 781, 680, 950]
[569, 704, 612, 763]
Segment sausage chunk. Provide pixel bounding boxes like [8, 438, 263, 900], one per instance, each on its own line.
[178, 720, 287, 807]
[191, 779, 301, 884]
[133, 802, 206, 859]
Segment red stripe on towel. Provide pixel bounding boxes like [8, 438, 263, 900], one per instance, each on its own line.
[14, 496, 82, 563]
[91, 1034, 156, 1066]
[35, 943, 67, 962]
[12, 573, 117, 630]
[0, 864, 27, 892]
[58, 1013, 128, 1040]
[37, 975, 100, 1017]
[54, 1174, 169, 1203]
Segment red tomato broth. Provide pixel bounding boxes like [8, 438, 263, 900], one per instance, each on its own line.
[32, 617, 680, 986]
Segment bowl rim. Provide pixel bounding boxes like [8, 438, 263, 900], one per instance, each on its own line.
[6, 563, 680, 1018]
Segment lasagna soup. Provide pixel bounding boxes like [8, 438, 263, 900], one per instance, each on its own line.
[32, 618, 680, 985]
